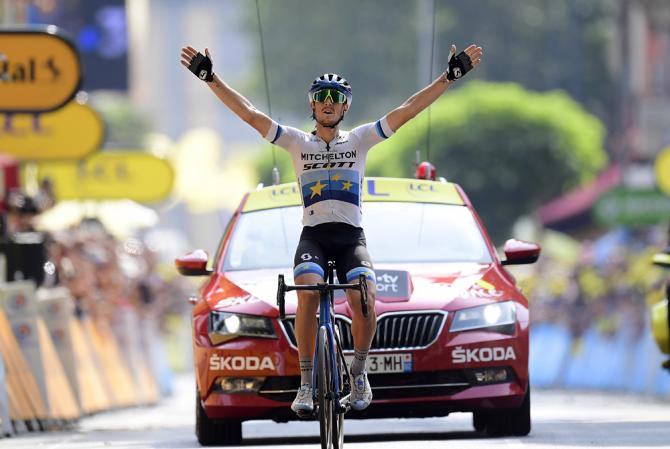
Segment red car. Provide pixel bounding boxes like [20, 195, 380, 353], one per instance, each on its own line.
[176, 177, 540, 446]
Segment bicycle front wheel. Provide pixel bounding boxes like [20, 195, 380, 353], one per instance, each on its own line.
[331, 327, 345, 449]
[317, 326, 333, 449]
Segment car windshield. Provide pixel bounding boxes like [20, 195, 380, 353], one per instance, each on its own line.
[222, 202, 493, 271]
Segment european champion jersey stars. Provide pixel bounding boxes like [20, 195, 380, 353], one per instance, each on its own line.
[263, 116, 395, 227]
[310, 180, 326, 199]
[302, 169, 360, 207]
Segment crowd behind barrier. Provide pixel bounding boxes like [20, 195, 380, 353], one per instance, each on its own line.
[0, 190, 194, 437]
[523, 226, 670, 395]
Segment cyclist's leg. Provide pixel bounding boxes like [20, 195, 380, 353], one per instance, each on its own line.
[336, 243, 377, 359]
[294, 238, 327, 369]
[292, 237, 327, 413]
[336, 242, 376, 410]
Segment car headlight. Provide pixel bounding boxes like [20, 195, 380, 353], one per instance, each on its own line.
[449, 301, 516, 334]
[208, 312, 277, 345]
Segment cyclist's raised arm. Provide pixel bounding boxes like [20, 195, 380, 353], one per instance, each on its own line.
[180, 46, 272, 137]
[385, 44, 482, 133]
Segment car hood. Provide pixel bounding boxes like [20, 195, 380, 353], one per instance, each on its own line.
[222, 262, 505, 313]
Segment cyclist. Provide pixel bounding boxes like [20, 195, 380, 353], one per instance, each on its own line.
[180, 44, 482, 413]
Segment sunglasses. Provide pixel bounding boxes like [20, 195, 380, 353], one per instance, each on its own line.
[312, 89, 347, 104]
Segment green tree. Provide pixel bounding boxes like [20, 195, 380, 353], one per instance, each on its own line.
[364, 81, 607, 242]
[442, 0, 618, 130]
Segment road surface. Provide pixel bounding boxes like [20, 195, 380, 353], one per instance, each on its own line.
[1, 373, 669, 448]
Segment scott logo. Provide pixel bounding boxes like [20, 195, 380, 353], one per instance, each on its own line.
[209, 354, 275, 371]
[303, 161, 355, 170]
[451, 346, 516, 364]
[198, 70, 208, 80]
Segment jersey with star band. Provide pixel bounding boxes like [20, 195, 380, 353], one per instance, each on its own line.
[263, 117, 394, 227]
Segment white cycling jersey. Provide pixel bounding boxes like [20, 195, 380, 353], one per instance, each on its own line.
[263, 117, 394, 227]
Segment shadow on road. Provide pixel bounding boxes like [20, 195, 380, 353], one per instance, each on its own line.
[149, 430, 484, 448]
[246, 430, 482, 446]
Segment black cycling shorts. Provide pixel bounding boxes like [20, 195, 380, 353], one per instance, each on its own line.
[293, 222, 375, 284]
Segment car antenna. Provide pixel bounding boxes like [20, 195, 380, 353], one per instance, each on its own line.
[272, 166, 280, 185]
[413, 0, 444, 183]
[422, 0, 438, 177]
[255, 0, 279, 185]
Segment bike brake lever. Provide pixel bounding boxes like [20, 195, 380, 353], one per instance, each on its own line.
[277, 274, 286, 319]
[358, 274, 369, 317]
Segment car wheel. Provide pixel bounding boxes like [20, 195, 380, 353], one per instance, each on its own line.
[509, 386, 531, 436]
[472, 411, 487, 432]
[196, 390, 242, 446]
[484, 386, 531, 437]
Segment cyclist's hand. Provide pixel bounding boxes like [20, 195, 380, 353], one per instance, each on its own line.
[180, 46, 215, 82]
[446, 44, 482, 81]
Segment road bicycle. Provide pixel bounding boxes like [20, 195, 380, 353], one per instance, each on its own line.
[277, 262, 369, 449]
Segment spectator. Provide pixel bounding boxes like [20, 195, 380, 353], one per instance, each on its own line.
[522, 225, 665, 342]
[1, 189, 53, 286]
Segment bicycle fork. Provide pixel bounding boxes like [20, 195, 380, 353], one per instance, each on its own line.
[313, 291, 351, 415]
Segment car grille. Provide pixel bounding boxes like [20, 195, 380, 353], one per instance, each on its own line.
[280, 312, 446, 351]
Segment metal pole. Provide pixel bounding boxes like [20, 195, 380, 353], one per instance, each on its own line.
[416, 0, 432, 90]
[2, 0, 11, 25]
[3, 0, 26, 25]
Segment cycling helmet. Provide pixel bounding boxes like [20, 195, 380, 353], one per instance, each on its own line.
[308, 73, 353, 106]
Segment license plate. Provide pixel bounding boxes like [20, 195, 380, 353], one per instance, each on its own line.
[344, 353, 412, 373]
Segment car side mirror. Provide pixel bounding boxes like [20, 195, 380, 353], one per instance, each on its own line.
[653, 252, 670, 269]
[175, 249, 213, 276]
[501, 239, 541, 266]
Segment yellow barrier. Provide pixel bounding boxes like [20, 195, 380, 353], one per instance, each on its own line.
[111, 307, 159, 406]
[0, 282, 80, 424]
[68, 318, 113, 413]
[0, 353, 10, 436]
[36, 288, 113, 414]
[0, 309, 46, 424]
[82, 318, 138, 407]
[1, 281, 166, 433]
[35, 318, 80, 420]
[137, 356, 160, 405]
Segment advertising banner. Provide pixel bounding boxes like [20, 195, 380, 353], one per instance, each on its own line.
[28, 151, 174, 203]
[0, 102, 103, 160]
[0, 28, 81, 112]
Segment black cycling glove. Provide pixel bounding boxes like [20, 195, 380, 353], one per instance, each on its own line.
[446, 50, 473, 81]
[188, 52, 214, 82]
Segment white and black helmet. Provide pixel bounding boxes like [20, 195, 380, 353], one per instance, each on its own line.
[308, 73, 353, 106]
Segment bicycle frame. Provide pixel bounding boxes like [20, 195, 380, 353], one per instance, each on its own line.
[313, 265, 345, 411]
[277, 265, 369, 413]
[278, 265, 368, 448]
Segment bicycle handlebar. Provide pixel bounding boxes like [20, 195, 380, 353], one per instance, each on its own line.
[277, 274, 286, 319]
[276, 275, 369, 319]
[285, 282, 361, 292]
